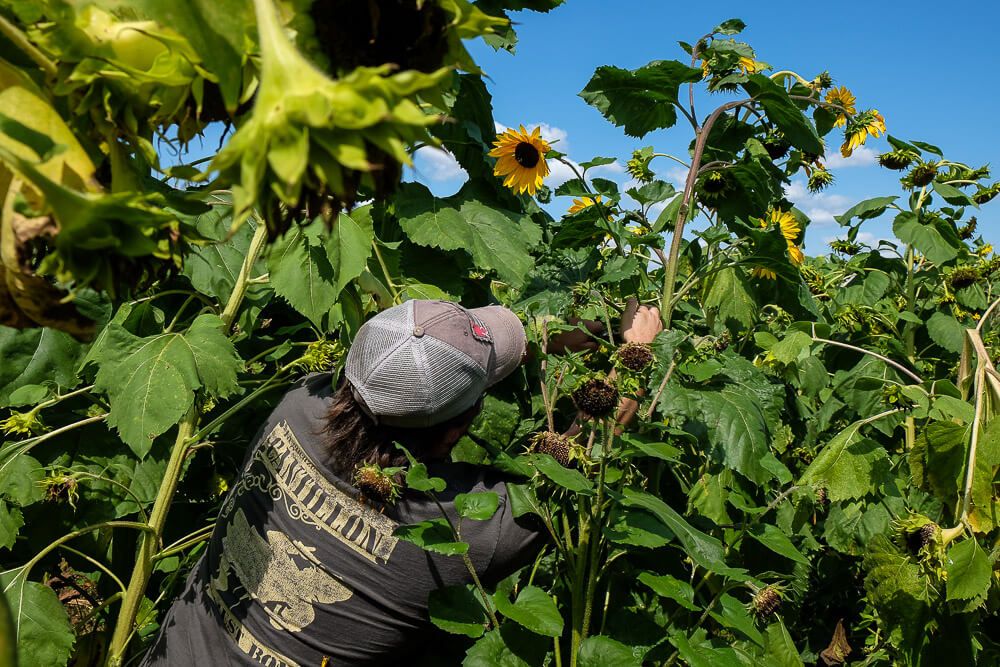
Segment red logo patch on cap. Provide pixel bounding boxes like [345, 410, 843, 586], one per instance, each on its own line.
[470, 317, 492, 342]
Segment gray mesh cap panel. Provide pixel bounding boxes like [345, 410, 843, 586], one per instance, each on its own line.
[344, 300, 525, 427]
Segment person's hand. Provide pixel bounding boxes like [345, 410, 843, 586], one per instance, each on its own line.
[547, 318, 604, 354]
[620, 298, 662, 344]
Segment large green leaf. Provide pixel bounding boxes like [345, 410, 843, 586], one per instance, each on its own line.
[397, 183, 541, 287]
[799, 419, 888, 501]
[703, 266, 757, 332]
[579, 60, 702, 137]
[764, 619, 804, 667]
[0, 327, 86, 407]
[463, 623, 550, 667]
[742, 75, 821, 154]
[945, 539, 991, 602]
[93, 314, 241, 456]
[699, 388, 774, 484]
[622, 489, 745, 577]
[637, 572, 698, 610]
[892, 211, 960, 265]
[0, 571, 74, 667]
[428, 585, 487, 638]
[492, 585, 563, 637]
[926, 311, 966, 354]
[578, 636, 642, 667]
[748, 524, 809, 565]
[394, 518, 468, 556]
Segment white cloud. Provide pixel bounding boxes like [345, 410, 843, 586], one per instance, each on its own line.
[664, 166, 688, 188]
[785, 179, 851, 226]
[495, 121, 569, 151]
[825, 146, 877, 169]
[412, 146, 466, 182]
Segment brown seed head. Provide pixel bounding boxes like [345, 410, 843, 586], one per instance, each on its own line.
[353, 464, 400, 504]
[752, 586, 782, 619]
[616, 342, 654, 372]
[531, 431, 573, 467]
[572, 378, 619, 418]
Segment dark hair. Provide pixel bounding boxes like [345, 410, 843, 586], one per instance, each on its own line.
[322, 381, 482, 479]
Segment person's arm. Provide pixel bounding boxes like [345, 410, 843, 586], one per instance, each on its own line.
[563, 298, 663, 438]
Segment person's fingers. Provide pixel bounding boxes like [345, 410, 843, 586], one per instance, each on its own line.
[621, 298, 638, 334]
[583, 319, 605, 334]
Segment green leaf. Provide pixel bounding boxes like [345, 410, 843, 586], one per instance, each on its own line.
[455, 492, 500, 520]
[0, 571, 75, 667]
[742, 75, 822, 154]
[579, 60, 703, 137]
[463, 624, 549, 667]
[893, 211, 960, 265]
[528, 453, 594, 494]
[606, 508, 673, 548]
[93, 314, 240, 456]
[183, 213, 258, 302]
[0, 454, 44, 507]
[834, 196, 897, 225]
[397, 183, 541, 287]
[394, 519, 468, 555]
[945, 539, 991, 601]
[0, 327, 85, 407]
[710, 594, 764, 647]
[267, 219, 340, 328]
[713, 18, 746, 34]
[404, 462, 447, 494]
[932, 181, 976, 207]
[799, 420, 887, 502]
[492, 585, 563, 637]
[749, 524, 809, 565]
[637, 572, 698, 610]
[764, 618, 804, 667]
[329, 212, 375, 295]
[429, 585, 487, 638]
[578, 636, 642, 667]
[927, 311, 966, 354]
[0, 503, 24, 550]
[699, 388, 774, 484]
[770, 331, 812, 365]
[622, 489, 745, 577]
[703, 266, 757, 332]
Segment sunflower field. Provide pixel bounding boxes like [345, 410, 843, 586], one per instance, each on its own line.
[1, 1, 1000, 666]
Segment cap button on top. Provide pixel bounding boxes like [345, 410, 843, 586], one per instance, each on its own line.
[413, 326, 424, 337]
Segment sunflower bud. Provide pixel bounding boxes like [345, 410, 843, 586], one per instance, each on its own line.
[294, 339, 344, 372]
[813, 71, 834, 90]
[905, 163, 938, 188]
[959, 217, 978, 240]
[973, 183, 1000, 205]
[626, 148, 656, 183]
[894, 514, 939, 554]
[878, 150, 915, 171]
[808, 168, 835, 193]
[948, 267, 979, 291]
[572, 377, 619, 418]
[830, 239, 861, 256]
[751, 586, 782, 620]
[353, 464, 401, 504]
[0, 408, 44, 436]
[615, 342, 654, 372]
[530, 431, 575, 467]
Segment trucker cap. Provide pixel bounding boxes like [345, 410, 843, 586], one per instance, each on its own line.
[344, 300, 526, 428]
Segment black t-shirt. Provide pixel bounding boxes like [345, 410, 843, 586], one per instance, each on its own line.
[142, 373, 541, 666]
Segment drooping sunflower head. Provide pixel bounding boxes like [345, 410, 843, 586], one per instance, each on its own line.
[568, 195, 602, 215]
[489, 125, 551, 196]
[840, 109, 886, 157]
[903, 162, 939, 189]
[812, 71, 834, 90]
[626, 147, 656, 183]
[879, 149, 917, 171]
[762, 208, 802, 243]
[824, 86, 856, 127]
[973, 182, 1000, 205]
[808, 168, 835, 193]
[762, 129, 790, 160]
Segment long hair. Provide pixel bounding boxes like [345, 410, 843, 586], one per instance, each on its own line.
[322, 381, 482, 479]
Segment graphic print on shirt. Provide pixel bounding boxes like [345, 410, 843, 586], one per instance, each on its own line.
[221, 420, 400, 563]
[211, 509, 353, 632]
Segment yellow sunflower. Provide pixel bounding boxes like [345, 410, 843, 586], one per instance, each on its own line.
[788, 244, 805, 266]
[489, 125, 551, 196]
[752, 267, 778, 280]
[738, 56, 763, 75]
[761, 208, 801, 243]
[568, 195, 602, 215]
[840, 110, 886, 157]
[825, 86, 856, 127]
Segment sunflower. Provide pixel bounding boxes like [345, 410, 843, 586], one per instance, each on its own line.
[840, 110, 885, 158]
[756, 208, 806, 273]
[568, 195, 602, 214]
[808, 168, 835, 193]
[752, 267, 778, 280]
[825, 86, 856, 127]
[738, 56, 763, 75]
[489, 125, 551, 196]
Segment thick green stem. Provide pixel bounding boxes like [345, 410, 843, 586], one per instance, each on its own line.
[661, 99, 751, 327]
[0, 14, 56, 76]
[106, 220, 269, 665]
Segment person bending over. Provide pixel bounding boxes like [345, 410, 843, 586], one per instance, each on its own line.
[142, 298, 661, 666]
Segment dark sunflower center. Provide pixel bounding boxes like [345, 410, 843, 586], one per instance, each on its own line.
[514, 142, 540, 168]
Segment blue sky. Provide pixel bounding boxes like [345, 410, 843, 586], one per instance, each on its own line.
[409, 0, 1000, 254]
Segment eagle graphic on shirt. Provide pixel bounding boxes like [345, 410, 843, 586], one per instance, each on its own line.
[211, 509, 353, 632]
